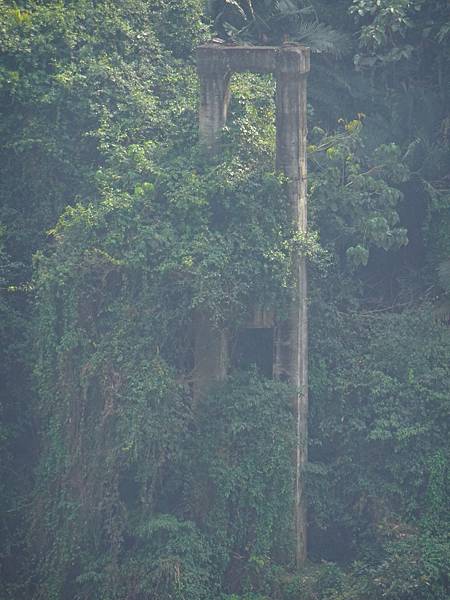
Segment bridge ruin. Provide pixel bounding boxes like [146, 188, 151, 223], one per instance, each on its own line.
[195, 43, 310, 565]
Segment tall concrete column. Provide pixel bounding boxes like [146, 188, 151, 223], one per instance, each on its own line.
[274, 49, 309, 566]
[194, 55, 230, 402]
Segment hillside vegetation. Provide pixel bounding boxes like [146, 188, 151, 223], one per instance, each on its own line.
[0, 1, 449, 599]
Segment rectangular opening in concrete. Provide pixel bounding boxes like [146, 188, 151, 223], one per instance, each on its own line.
[232, 327, 274, 378]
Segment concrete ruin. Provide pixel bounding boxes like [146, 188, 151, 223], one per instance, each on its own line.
[195, 43, 310, 565]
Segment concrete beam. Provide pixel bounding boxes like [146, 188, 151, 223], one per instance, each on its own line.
[197, 44, 309, 76]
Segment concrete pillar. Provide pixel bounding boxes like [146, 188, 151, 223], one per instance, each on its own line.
[194, 55, 230, 402]
[193, 311, 228, 402]
[197, 52, 230, 151]
[274, 49, 309, 566]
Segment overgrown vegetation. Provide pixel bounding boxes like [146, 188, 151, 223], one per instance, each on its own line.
[0, 1, 449, 599]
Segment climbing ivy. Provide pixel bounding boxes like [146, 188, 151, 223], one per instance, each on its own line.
[0, 1, 449, 599]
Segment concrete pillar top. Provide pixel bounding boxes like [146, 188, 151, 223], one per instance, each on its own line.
[197, 44, 310, 76]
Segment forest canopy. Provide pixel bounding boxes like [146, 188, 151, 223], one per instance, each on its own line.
[0, 1, 449, 599]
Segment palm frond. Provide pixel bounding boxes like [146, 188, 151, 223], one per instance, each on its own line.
[293, 22, 351, 57]
[209, 0, 350, 55]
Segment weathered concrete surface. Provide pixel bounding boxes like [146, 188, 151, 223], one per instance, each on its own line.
[193, 311, 228, 403]
[198, 69, 230, 149]
[197, 44, 309, 75]
[193, 49, 232, 402]
[196, 43, 310, 566]
[244, 306, 275, 329]
[274, 53, 309, 565]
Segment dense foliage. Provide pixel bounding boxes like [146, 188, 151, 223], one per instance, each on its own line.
[0, 1, 449, 599]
